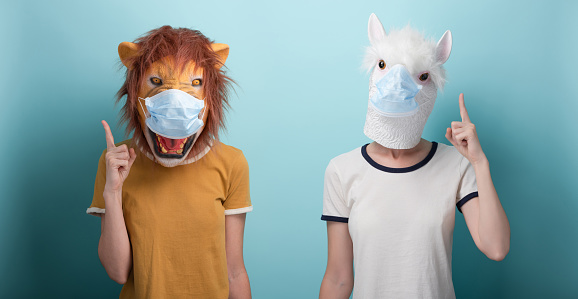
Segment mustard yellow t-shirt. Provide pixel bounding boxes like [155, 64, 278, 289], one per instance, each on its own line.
[87, 140, 252, 299]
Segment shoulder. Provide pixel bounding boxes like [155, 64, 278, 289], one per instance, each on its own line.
[206, 142, 248, 173]
[432, 142, 462, 161]
[332, 146, 363, 163]
[434, 141, 452, 153]
[327, 145, 364, 173]
[430, 142, 468, 177]
[212, 142, 245, 160]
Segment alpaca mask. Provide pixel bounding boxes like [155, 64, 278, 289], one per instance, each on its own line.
[363, 13, 452, 149]
[117, 26, 232, 167]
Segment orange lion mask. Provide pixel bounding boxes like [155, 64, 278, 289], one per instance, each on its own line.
[116, 26, 232, 167]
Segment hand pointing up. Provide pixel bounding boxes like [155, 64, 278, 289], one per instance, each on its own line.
[102, 120, 137, 193]
[445, 93, 487, 165]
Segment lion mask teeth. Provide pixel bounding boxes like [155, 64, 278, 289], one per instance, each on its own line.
[156, 134, 189, 155]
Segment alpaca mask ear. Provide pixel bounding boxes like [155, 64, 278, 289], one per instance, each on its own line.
[368, 13, 386, 46]
[118, 42, 140, 70]
[435, 30, 452, 65]
[211, 43, 229, 69]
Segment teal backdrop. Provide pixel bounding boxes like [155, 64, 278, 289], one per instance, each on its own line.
[1, 0, 576, 298]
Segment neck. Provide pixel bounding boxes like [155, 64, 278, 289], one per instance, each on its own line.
[371, 139, 428, 160]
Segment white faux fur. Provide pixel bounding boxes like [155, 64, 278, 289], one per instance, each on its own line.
[363, 26, 447, 91]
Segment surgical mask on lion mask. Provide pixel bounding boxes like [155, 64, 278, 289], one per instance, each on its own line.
[139, 89, 206, 139]
[364, 64, 436, 149]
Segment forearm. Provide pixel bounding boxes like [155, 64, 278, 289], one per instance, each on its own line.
[225, 214, 251, 299]
[319, 271, 353, 299]
[473, 158, 510, 260]
[228, 267, 251, 299]
[98, 190, 132, 284]
[320, 222, 354, 299]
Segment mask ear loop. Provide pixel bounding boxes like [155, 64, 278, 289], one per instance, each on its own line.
[138, 98, 150, 118]
[199, 101, 207, 121]
[190, 100, 207, 147]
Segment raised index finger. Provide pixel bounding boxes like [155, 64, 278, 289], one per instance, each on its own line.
[459, 93, 471, 123]
[101, 120, 116, 149]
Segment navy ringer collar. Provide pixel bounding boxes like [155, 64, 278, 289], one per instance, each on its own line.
[361, 142, 438, 173]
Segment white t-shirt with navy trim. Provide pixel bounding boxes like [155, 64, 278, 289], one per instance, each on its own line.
[322, 142, 478, 299]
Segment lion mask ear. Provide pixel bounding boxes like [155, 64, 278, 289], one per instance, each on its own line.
[211, 43, 229, 69]
[118, 42, 140, 70]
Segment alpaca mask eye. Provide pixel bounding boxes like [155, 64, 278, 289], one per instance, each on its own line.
[378, 60, 386, 70]
[192, 79, 202, 86]
[150, 77, 163, 86]
[419, 73, 429, 82]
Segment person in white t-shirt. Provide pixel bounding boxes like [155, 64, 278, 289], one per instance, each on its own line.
[319, 14, 510, 299]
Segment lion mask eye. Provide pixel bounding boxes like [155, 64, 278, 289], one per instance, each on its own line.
[192, 79, 202, 86]
[378, 60, 386, 70]
[150, 77, 162, 86]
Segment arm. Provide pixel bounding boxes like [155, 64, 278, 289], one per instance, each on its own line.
[97, 120, 136, 284]
[460, 162, 510, 261]
[319, 221, 354, 299]
[98, 191, 132, 284]
[446, 94, 510, 261]
[225, 213, 251, 299]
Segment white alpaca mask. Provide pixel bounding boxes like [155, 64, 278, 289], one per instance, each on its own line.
[363, 13, 452, 149]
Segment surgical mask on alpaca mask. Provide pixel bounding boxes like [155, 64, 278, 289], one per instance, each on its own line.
[139, 89, 206, 139]
[370, 65, 422, 117]
[364, 65, 436, 150]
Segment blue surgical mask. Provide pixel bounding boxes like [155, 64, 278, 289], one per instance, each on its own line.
[370, 64, 423, 117]
[139, 89, 205, 139]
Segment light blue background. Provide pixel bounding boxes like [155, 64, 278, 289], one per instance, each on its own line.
[1, 0, 576, 298]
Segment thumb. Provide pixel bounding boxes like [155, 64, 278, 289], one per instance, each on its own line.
[445, 128, 458, 147]
[127, 148, 137, 169]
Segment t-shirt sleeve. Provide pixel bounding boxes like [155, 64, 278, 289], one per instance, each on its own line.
[86, 150, 107, 216]
[321, 160, 350, 223]
[223, 151, 253, 215]
[456, 156, 479, 213]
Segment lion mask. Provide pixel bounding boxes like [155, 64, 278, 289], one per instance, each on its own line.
[116, 26, 232, 167]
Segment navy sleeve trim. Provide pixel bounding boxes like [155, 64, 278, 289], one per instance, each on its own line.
[321, 215, 349, 223]
[456, 191, 479, 213]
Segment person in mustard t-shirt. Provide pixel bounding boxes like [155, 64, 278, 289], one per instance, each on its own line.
[86, 26, 252, 299]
